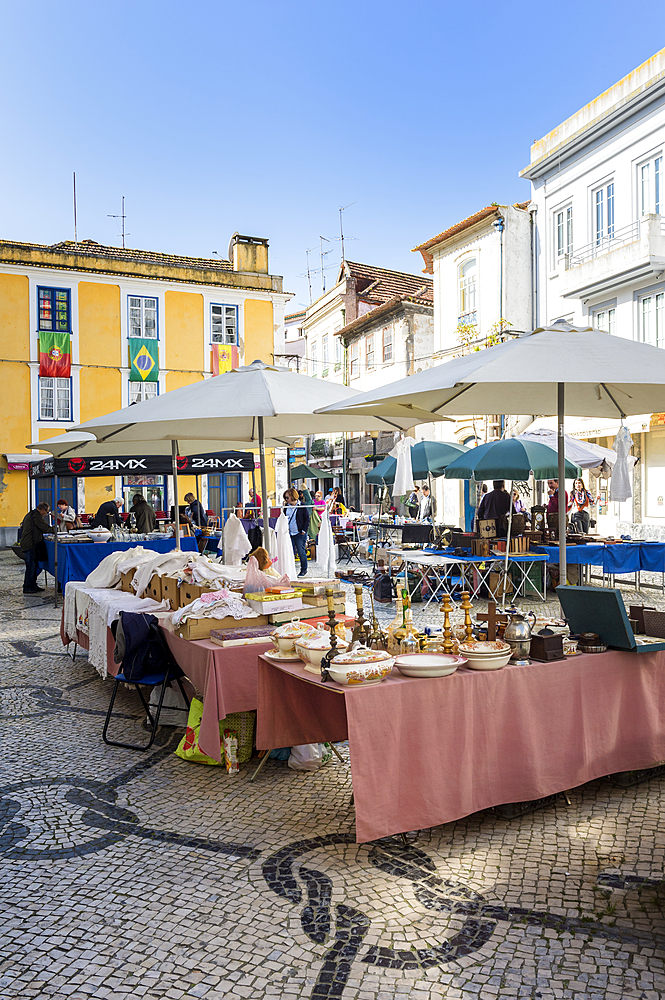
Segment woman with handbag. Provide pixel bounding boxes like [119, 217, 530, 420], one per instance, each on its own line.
[568, 478, 594, 534]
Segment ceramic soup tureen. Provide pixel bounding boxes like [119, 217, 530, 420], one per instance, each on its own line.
[325, 646, 394, 686]
[295, 632, 349, 669]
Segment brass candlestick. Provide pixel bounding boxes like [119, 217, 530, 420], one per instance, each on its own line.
[320, 586, 340, 682]
[352, 584, 370, 645]
[461, 591, 474, 643]
[368, 590, 388, 650]
[441, 593, 453, 655]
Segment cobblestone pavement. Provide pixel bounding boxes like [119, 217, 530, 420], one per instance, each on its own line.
[2, 550, 665, 1000]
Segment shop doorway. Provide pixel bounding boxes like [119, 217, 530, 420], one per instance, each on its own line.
[208, 473, 241, 519]
[122, 476, 166, 512]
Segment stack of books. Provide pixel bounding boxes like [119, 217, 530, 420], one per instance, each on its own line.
[209, 625, 275, 648]
[245, 590, 306, 615]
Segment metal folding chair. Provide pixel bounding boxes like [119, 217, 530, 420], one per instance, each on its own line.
[102, 668, 190, 751]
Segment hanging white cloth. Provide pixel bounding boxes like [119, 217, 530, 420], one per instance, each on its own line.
[222, 513, 252, 565]
[610, 425, 633, 502]
[275, 511, 297, 580]
[389, 436, 416, 496]
[316, 507, 337, 580]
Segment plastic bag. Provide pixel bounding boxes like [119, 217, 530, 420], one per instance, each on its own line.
[175, 698, 255, 765]
[148, 682, 189, 727]
[243, 555, 290, 596]
[287, 743, 331, 771]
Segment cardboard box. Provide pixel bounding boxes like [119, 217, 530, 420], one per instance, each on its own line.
[147, 574, 162, 602]
[301, 592, 345, 607]
[246, 597, 306, 615]
[161, 576, 181, 610]
[175, 613, 269, 641]
[120, 568, 136, 593]
[489, 572, 513, 597]
[269, 604, 345, 624]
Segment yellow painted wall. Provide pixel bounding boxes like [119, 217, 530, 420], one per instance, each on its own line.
[243, 298, 273, 364]
[0, 274, 31, 525]
[165, 290, 204, 374]
[166, 371, 204, 392]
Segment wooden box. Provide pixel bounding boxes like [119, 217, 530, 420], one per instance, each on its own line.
[147, 574, 162, 602]
[472, 538, 492, 557]
[529, 632, 564, 661]
[120, 568, 136, 593]
[478, 519, 497, 538]
[175, 613, 269, 641]
[489, 571, 513, 596]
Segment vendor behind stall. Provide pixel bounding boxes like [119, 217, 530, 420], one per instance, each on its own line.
[130, 494, 157, 533]
[546, 479, 569, 514]
[476, 481, 511, 523]
[55, 498, 78, 531]
[92, 497, 123, 529]
[184, 492, 206, 527]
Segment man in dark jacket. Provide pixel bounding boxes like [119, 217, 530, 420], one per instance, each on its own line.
[477, 481, 511, 521]
[184, 492, 206, 526]
[130, 494, 157, 533]
[20, 502, 52, 593]
[93, 498, 123, 529]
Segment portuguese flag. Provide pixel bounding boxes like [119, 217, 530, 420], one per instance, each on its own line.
[39, 331, 71, 378]
[129, 338, 159, 382]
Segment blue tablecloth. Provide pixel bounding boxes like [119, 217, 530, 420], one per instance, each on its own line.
[602, 542, 641, 575]
[45, 537, 198, 587]
[532, 544, 605, 566]
[637, 542, 665, 573]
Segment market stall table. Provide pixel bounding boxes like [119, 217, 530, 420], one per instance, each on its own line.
[161, 630, 272, 760]
[387, 547, 548, 603]
[46, 536, 198, 588]
[257, 651, 665, 843]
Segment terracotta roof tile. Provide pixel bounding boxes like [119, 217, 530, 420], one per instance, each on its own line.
[337, 292, 433, 341]
[413, 203, 531, 273]
[1, 237, 233, 271]
[340, 260, 433, 305]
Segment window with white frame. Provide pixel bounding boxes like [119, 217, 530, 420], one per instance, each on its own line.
[334, 330, 343, 369]
[350, 341, 359, 379]
[640, 292, 665, 347]
[594, 183, 615, 244]
[129, 381, 159, 404]
[310, 341, 318, 375]
[211, 304, 237, 344]
[458, 258, 477, 319]
[39, 377, 71, 420]
[556, 206, 573, 258]
[322, 334, 329, 368]
[366, 333, 375, 369]
[382, 326, 393, 362]
[593, 307, 616, 336]
[639, 155, 663, 216]
[129, 296, 157, 338]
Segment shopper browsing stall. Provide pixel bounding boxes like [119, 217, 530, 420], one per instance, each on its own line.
[20, 502, 52, 593]
[284, 487, 310, 578]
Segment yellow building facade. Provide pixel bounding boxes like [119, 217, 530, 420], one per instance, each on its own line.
[0, 234, 289, 535]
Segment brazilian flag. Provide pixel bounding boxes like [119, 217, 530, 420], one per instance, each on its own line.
[129, 339, 158, 382]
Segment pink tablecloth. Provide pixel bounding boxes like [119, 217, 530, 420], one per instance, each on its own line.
[257, 651, 665, 843]
[162, 630, 272, 761]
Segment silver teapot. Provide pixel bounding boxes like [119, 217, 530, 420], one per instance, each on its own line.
[503, 610, 535, 665]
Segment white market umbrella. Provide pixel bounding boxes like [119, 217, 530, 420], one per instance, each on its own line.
[514, 427, 617, 471]
[318, 321, 665, 583]
[72, 361, 448, 555]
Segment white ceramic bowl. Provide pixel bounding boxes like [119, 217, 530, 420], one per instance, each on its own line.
[295, 636, 349, 669]
[394, 653, 466, 678]
[463, 650, 512, 670]
[89, 529, 112, 543]
[458, 640, 511, 656]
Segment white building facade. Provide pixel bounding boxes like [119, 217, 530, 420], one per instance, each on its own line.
[522, 46, 665, 530]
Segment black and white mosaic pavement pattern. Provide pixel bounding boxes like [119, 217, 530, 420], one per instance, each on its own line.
[2, 551, 665, 999]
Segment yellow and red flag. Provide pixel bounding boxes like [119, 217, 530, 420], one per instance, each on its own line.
[212, 344, 238, 376]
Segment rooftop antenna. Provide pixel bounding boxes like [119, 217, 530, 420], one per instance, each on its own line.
[108, 196, 128, 248]
[339, 202, 355, 263]
[73, 172, 78, 244]
[319, 235, 332, 293]
[305, 245, 317, 304]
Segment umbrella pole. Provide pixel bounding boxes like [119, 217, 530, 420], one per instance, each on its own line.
[557, 383, 566, 588]
[171, 440, 181, 552]
[502, 479, 513, 610]
[258, 416, 270, 557]
[53, 474, 59, 608]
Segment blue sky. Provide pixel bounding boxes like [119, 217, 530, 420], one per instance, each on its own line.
[1, 1, 662, 311]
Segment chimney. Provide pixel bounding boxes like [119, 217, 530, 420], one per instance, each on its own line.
[228, 233, 269, 274]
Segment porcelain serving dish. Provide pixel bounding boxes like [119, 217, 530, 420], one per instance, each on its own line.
[295, 633, 349, 669]
[271, 620, 317, 653]
[326, 647, 394, 686]
[394, 653, 466, 678]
